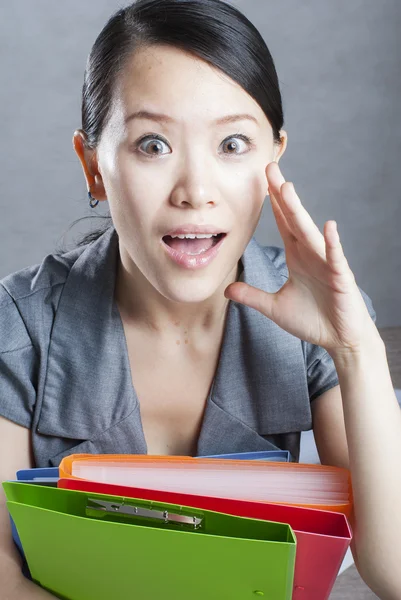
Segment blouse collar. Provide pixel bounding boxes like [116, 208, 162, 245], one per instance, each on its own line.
[37, 227, 311, 456]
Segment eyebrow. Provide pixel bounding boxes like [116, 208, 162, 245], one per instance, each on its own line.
[124, 110, 259, 126]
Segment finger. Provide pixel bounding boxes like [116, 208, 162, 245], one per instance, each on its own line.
[282, 182, 325, 242]
[224, 281, 276, 319]
[266, 162, 295, 243]
[266, 163, 325, 251]
[268, 185, 296, 244]
[266, 161, 286, 197]
[324, 220, 352, 276]
[278, 182, 327, 258]
[266, 162, 328, 260]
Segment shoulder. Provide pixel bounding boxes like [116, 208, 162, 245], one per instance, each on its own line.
[0, 247, 89, 429]
[0, 245, 87, 304]
[260, 245, 289, 280]
[241, 239, 289, 294]
[0, 244, 88, 352]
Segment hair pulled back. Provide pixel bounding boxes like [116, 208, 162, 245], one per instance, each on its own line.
[83, 0, 284, 148]
[61, 0, 284, 250]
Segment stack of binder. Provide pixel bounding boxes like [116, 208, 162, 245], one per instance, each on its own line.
[3, 451, 353, 600]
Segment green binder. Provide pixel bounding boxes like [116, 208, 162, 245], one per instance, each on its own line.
[4, 482, 296, 600]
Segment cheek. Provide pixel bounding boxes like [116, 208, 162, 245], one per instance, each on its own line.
[111, 154, 161, 198]
[102, 154, 164, 222]
[227, 170, 267, 221]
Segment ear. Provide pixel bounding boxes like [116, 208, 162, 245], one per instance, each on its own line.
[274, 129, 288, 163]
[72, 130, 107, 202]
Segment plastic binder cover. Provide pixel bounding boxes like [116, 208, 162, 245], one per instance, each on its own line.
[4, 482, 296, 600]
[59, 478, 352, 600]
[201, 450, 291, 462]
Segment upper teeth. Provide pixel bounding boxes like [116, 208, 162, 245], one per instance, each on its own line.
[170, 233, 219, 239]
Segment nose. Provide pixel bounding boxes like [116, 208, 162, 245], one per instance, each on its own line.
[169, 156, 218, 210]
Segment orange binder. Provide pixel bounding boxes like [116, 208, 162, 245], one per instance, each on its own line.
[59, 454, 353, 517]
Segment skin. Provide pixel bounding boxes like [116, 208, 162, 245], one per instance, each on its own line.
[71, 44, 401, 598]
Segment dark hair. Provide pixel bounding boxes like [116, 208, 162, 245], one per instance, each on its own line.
[58, 0, 284, 252]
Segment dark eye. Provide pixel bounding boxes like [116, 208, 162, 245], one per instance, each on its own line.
[137, 134, 171, 157]
[221, 134, 253, 155]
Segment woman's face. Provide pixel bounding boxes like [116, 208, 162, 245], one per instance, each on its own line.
[89, 44, 286, 303]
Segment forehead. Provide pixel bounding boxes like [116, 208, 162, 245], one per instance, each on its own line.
[112, 44, 269, 129]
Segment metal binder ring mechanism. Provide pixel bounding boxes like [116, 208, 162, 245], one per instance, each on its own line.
[86, 498, 203, 530]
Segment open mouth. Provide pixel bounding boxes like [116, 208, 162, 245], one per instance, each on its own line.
[162, 232, 226, 256]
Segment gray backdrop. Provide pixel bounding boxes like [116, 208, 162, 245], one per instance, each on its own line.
[1, 0, 400, 327]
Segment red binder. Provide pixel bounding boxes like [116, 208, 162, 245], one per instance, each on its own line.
[59, 478, 352, 600]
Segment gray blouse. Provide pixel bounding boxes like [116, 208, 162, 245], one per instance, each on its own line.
[0, 227, 376, 467]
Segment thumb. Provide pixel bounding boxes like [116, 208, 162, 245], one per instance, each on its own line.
[224, 282, 276, 319]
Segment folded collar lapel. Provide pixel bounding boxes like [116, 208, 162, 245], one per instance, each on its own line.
[38, 231, 311, 453]
[196, 238, 311, 456]
[37, 227, 142, 441]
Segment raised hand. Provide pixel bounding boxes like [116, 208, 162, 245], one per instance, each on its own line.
[225, 161, 378, 356]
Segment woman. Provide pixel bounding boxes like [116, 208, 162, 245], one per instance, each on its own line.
[1, 0, 400, 598]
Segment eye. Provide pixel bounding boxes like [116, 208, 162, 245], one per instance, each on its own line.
[220, 134, 254, 155]
[136, 134, 171, 157]
[134, 132, 255, 158]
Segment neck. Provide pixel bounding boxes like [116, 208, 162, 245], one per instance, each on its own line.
[114, 246, 240, 337]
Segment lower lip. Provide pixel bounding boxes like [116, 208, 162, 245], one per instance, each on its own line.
[161, 235, 226, 270]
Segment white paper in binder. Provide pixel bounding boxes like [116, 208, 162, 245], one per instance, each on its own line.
[69, 456, 351, 507]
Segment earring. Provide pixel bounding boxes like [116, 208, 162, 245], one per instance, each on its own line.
[88, 186, 99, 208]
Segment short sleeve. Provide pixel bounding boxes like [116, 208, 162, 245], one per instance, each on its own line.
[0, 284, 38, 428]
[304, 285, 377, 402]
